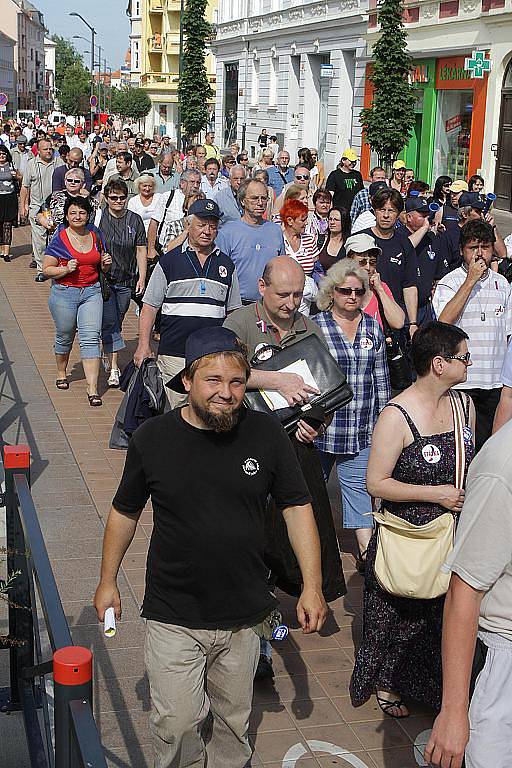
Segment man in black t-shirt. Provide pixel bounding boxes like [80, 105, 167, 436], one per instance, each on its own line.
[326, 147, 364, 211]
[94, 326, 326, 768]
[361, 187, 419, 334]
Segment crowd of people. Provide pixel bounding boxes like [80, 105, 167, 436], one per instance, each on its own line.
[2, 116, 512, 768]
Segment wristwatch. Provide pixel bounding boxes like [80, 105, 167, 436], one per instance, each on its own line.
[409, 322, 418, 327]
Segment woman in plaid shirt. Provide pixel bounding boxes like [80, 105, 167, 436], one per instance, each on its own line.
[314, 259, 391, 571]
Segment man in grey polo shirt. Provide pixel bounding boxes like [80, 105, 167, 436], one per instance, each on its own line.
[20, 137, 63, 280]
[426, 418, 512, 768]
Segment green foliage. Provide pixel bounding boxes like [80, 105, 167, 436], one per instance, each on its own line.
[58, 63, 92, 116]
[360, 0, 416, 166]
[111, 87, 152, 121]
[52, 36, 85, 96]
[178, 0, 214, 137]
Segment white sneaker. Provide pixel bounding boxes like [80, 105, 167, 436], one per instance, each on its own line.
[102, 354, 111, 373]
[108, 368, 120, 388]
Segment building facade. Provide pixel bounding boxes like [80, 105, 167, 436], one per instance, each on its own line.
[360, 0, 512, 211]
[211, 0, 368, 173]
[1, 0, 46, 115]
[0, 32, 17, 116]
[135, 0, 217, 139]
[127, 0, 142, 85]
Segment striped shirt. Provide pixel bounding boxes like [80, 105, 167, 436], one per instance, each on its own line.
[313, 311, 391, 455]
[433, 267, 512, 389]
[143, 241, 242, 357]
[350, 187, 371, 225]
[283, 232, 320, 276]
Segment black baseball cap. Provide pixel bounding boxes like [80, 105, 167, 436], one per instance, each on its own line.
[167, 327, 245, 392]
[134, 138, 144, 146]
[188, 199, 222, 220]
[405, 197, 429, 214]
[369, 181, 388, 198]
[458, 192, 486, 211]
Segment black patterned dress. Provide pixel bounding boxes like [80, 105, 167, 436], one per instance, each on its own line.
[350, 399, 473, 711]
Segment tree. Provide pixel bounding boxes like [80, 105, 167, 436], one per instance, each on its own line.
[178, 0, 214, 137]
[52, 35, 85, 95]
[359, 0, 416, 167]
[111, 87, 151, 121]
[58, 63, 92, 116]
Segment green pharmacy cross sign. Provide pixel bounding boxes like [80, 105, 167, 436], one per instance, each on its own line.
[464, 50, 492, 79]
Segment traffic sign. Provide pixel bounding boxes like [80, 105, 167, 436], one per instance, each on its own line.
[90, 95, 98, 108]
[0, 93, 8, 107]
[0, 106, 6, 113]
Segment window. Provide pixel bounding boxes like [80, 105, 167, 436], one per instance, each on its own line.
[251, 58, 259, 106]
[269, 56, 278, 106]
[133, 41, 140, 70]
[134, 0, 141, 15]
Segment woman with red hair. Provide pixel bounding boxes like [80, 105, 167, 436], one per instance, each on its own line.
[280, 199, 320, 314]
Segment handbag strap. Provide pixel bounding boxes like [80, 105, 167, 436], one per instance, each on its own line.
[156, 189, 175, 243]
[449, 390, 466, 489]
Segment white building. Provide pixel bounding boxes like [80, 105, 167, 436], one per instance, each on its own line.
[1, 0, 46, 115]
[44, 36, 56, 113]
[126, 0, 142, 86]
[0, 32, 17, 116]
[211, 0, 368, 173]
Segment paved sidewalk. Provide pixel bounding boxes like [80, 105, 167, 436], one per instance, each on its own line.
[0, 225, 433, 768]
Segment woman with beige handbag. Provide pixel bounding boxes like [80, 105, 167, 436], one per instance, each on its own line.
[350, 321, 475, 719]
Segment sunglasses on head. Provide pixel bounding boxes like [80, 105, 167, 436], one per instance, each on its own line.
[334, 286, 365, 297]
[108, 194, 127, 201]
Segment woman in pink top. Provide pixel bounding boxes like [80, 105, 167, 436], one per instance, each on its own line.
[345, 233, 405, 331]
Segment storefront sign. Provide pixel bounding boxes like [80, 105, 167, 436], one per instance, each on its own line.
[464, 50, 492, 79]
[320, 63, 334, 78]
[436, 56, 483, 89]
[409, 63, 430, 85]
[438, 63, 469, 82]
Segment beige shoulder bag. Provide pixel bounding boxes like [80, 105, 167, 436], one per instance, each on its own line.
[373, 391, 466, 600]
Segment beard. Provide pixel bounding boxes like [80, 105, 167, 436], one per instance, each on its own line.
[192, 400, 241, 433]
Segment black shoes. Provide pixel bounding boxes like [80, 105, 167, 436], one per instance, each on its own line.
[29, 259, 37, 268]
[255, 654, 274, 680]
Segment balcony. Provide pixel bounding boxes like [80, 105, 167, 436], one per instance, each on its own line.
[148, 34, 163, 52]
[166, 32, 180, 53]
[149, 0, 165, 12]
[141, 71, 178, 90]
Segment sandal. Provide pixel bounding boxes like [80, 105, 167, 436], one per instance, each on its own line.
[87, 394, 103, 407]
[376, 692, 409, 719]
[56, 379, 69, 390]
[355, 548, 367, 575]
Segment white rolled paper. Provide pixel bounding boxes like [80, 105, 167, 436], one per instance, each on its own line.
[104, 607, 116, 638]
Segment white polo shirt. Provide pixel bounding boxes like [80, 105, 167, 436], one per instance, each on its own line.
[433, 266, 512, 389]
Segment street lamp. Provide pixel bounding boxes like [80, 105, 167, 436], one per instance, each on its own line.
[176, 0, 185, 151]
[69, 12, 96, 128]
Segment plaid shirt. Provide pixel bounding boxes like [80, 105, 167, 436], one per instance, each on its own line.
[350, 188, 371, 226]
[313, 311, 391, 455]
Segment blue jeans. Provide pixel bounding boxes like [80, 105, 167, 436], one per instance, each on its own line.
[48, 282, 102, 359]
[101, 284, 132, 353]
[320, 447, 373, 529]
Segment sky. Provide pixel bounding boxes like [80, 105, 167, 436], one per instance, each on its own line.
[37, 0, 130, 72]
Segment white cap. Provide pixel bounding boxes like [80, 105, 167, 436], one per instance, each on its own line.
[344, 233, 382, 257]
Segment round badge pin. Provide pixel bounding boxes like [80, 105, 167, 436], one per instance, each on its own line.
[272, 624, 289, 641]
[422, 444, 441, 464]
[359, 337, 374, 350]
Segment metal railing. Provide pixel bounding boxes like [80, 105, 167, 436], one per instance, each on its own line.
[0, 446, 107, 768]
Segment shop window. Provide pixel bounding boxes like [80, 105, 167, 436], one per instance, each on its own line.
[432, 89, 473, 182]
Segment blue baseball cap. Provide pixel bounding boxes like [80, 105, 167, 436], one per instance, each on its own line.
[405, 197, 429, 214]
[188, 198, 222, 220]
[167, 327, 246, 392]
[458, 192, 486, 211]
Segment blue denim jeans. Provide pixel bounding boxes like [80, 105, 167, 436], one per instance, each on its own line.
[48, 282, 102, 359]
[320, 447, 374, 529]
[101, 284, 132, 354]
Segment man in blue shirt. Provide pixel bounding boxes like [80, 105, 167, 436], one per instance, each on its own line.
[267, 150, 294, 196]
[215, 179, 285, 302]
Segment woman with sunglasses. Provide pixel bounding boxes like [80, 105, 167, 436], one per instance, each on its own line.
[0, 145, 18, 262]
[42, 196, 112, 404]
[97, 178, 147, 387]
[314, 260, 390, 577]
[351, 321, 475, 720]
[36, 167, 98, 237]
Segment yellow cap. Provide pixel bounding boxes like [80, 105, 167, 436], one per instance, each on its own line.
[392, 159, 406, 170]
[342, 148, 358, 162]
[449, 180, 469, 193]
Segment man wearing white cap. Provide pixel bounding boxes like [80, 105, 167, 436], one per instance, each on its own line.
[325, 148, 363, 212]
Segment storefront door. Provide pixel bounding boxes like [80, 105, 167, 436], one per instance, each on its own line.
[495, 62, 512, 212]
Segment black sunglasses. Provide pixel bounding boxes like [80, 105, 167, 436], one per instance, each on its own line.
[334, 286, 366, 297]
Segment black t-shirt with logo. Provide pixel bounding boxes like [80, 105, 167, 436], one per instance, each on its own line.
[113, 407, 311, 629]
[361, 227, 418, 308]
[397, 228, 450, 308]
[326, 169, 364, 211]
